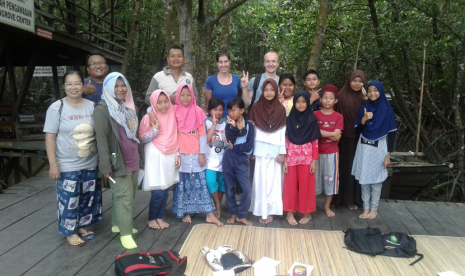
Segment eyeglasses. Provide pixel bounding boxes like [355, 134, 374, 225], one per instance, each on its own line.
[64, 82, 83, 88]
[87, 61, 107, 67]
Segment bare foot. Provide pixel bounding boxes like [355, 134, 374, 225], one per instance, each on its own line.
[324, 207, 335, 217]
[236, 217, 253, 226]
[182, 215, 191, 223]
[148, 220, 160, 229]
[266, 216, 274, 223]
[66, 234, 84, 246]
[367, 210, 378, 220]
[286, 212, 298, 225]
[156, 219, 169, 229]
[359, 209, 369, 219]
[348, 204, 359, 210]
[227, 215, 237, 224]
[299, 213, 312, 224]
[206, 213, 224, 227]
[259, 218, 268, 224]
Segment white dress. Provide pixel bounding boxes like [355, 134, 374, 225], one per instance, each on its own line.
[352, 136, 388, 185]
[143, 142, 179, 191]
[249, 127, 286, 219]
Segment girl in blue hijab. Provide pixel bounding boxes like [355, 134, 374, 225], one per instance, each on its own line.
[352, 80, 396, 220]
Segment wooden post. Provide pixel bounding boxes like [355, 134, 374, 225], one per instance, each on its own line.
[415, 39, 427, 155]
[51, 64, 61, 100]
[354, 26, 363, 70]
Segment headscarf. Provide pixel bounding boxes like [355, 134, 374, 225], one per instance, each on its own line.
[355, 80, 397, 141]
[286, 91, 322, 145]
[335, 70, 366, 138]
[139, 90, 179, 154]
[174, 84, 206, 133]
[248, 79, 287, 133]
[102, 72, 139, 143]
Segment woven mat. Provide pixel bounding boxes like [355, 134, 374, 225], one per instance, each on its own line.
[179, 224, 465, 276]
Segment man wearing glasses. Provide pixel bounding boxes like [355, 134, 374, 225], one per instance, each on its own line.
[83, 52, 109, 103]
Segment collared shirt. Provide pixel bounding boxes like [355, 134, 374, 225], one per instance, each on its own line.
[145, 67, 197, 104]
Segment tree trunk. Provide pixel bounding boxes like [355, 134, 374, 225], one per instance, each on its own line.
[219, 0, 231, 50]
[307, 0, 329, 70]
[175, 0, 194, 74]
[161, 0, 179, 49]
[121, 0, 142, 75]
[367, 0, 442, 160]
[453, 43, 465, 177]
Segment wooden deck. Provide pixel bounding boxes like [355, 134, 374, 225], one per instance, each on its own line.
[1, 174, 464, 276]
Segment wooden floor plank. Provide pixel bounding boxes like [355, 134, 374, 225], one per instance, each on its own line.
[403, 202, 446, 236]
[366, 212, 391, 234]
[0, 178, 54, 210]
[330, 205, 368, 231]
[21, 190, 147, 276]
[420, 203, 465, 237]
[436, 204, 465, 233]
[388, 202, 429, 235]
[311, 199, 332, 231]
[0, 187, 55, 230]
[376, 202, 409, 233]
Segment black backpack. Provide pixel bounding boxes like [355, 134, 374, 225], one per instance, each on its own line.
[115, 251, 187, 276]
[344, 227, 424, 266]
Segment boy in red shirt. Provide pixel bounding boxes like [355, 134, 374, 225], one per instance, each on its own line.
[314, 85, 343, 217]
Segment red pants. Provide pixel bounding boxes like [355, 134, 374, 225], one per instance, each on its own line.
[283, 164, 316, 213]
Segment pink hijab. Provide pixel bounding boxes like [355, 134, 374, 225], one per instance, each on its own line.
[174, 84, 206, 133]
[139, 90, 179, 154]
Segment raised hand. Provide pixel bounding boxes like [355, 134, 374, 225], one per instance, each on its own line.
[361, 87, 367, 96]
[83, 79, 96, 96]
[362, 108, 373, 124]
[277, 87, 284, 103]
[226, 116, 236, 127]
[152, 117, 161, 131]
[241, 70, 249, 89]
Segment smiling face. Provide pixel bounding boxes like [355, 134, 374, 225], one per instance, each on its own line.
[167, 49, 185, 69]
[264, 52, 279, 74]
[295, 96, 308, 112]
[321, 92, 338, 110]
[279, 78, 295, 99]
[114, 78, 127, 101]
[210, 105, 224, 121]
[63, 74, 84, 99]
[179, 87, 192, 107]
[228, 105, 244, 121]
[367, 85, 380, 101]
[216, 56, 230, 74]
[156, 93, 170, 114]
[86, 55, 108, 81]
[304, 73, 320, 91]
[263, 83, 276, 101]
[350, 76, 364, 92]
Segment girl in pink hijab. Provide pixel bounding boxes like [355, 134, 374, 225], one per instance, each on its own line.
[139, 90, 180, 230]
[172, 84, 223, 227]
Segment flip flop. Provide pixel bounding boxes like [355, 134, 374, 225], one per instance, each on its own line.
[65, 236, 85, 247]
[78, 230, 94, 241]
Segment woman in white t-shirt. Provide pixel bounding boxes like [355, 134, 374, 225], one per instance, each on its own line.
[44, 70, 102, 247]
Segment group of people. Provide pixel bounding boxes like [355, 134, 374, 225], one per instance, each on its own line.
[44, 47, 397, 250]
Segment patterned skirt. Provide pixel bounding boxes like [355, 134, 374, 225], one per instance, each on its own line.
[56, 168, 103, 236]
[172, 171, 215, 218]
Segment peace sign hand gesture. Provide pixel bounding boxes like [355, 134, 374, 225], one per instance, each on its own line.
[278, 87, 284, 103]
[241, 70, 249, 89]
[226, 116, 236, 127]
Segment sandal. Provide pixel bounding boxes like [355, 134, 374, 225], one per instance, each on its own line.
[77, 229, 94, 241]
[65, 235, 85, 247]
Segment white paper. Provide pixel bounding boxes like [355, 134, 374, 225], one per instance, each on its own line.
[287, 262, 315, 276]
[253, 257, 281, 276]
[213, 270, 235, 276]
[437, 272, 462, 276]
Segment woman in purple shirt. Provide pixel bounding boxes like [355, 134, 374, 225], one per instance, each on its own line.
[94, 72, 143, 250]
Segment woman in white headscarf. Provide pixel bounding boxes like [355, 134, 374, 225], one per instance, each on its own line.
[94, 72, 143, 249]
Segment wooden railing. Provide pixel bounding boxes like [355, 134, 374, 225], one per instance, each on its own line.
[33, 0, 127, 59]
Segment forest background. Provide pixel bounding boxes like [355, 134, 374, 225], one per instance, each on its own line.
[6, 0, 465, 201]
